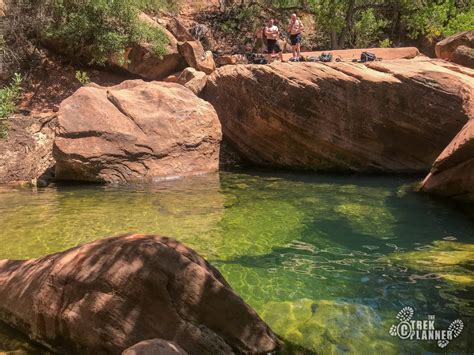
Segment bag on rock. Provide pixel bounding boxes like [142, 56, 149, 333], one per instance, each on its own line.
[247, 53, 268, 65]
[360, 52, 376, 62]
[319, 53, 333, 62]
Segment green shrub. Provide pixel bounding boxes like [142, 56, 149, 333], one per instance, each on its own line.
[379, 38, 392, 48]
[0, 73, 22, 119]
[0, 73, 23, 138]
[136, 0, 179, 13]
[75, 70, 90, 86]
[443, 7, 474, 37]
[44, 0, 171, 65]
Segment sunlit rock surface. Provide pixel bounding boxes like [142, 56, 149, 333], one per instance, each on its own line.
[54, 80, 222, 183]
[203, 58, 474, 173]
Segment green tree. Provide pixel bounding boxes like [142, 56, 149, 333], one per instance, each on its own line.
[257, 0, 473, 49]
[42, 0, 172, 64]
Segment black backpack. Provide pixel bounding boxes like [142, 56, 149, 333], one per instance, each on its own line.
[360, 52, 376, 62]
[246, 53, 268, 65]
[319, 53, 333, 62]
[253, 57, 268, 64]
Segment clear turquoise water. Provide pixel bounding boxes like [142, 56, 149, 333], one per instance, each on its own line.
[0, 171, 473, 353]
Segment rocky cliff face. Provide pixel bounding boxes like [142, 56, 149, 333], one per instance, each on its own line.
[203, 58, 474, 173]
[54, 80, 222, 183]
[422, 119, 474, 202]
[0, 234, 281, 354]
[0, 114, 56, 185]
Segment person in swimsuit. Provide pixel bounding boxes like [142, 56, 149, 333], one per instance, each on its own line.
[265, 18, 284, 63]
[254, 25, 266, 53]
[288, 13, 304, 61]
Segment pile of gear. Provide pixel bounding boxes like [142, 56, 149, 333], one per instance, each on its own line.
[246, 51, 379, 65]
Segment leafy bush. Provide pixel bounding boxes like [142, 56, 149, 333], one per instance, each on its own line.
[43, 0, 171, 65]
[0, 73, 23, 138]
[136, 0, 179, 13]
[443, 7, 474, 37]
[75, 70, 90, 86]
[379, 38, 392, 48]
[0, 73, 22, 119]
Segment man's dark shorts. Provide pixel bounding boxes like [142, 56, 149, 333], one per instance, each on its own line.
[267, 39, 281, 53]
[290, 33, 302, 46]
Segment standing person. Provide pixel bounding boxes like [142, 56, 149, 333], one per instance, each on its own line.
[254, 25, 266, 54]
[265, 18, 284, 63]
[288, 13, 304, 61]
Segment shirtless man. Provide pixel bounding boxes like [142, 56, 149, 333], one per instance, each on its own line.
[288, 13, 304, 61]
[265, 18, 284, 63]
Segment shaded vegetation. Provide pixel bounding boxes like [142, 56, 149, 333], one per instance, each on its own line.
[0, 73, 22, 138]
[9, 0, 178, 66]
[42, 0, 171, 64]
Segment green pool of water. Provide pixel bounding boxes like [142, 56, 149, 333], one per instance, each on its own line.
[0, 171, 473, 353]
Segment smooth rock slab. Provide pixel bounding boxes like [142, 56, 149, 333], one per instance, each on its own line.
[422, 119, 474, 203]
[203, 58, 474, 173]
[0, 234, 281, 354]
[54, 80, 222, 183]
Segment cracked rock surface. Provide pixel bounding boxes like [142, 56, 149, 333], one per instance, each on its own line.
[0, 114, 57, 185]
[53, 80, 222, 183]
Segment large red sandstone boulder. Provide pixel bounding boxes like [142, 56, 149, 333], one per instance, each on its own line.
[435, 31, 474, 67]
[421, 119, 474, 202]
[54, 80, 221, 183]
[110, 13, 186, 80]
[203, 59, 474, 173]
[178, 41, 216, 75]
[0, 234, 281, 354]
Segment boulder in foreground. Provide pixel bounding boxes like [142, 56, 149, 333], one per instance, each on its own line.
[0, 234, 281, 354]
[54, 80, 222, 183]
[422, 119, 474, 203]
[203, 58, 474, 173]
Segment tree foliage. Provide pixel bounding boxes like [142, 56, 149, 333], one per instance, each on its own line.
[243, 0, 473, 49]
[45, 0, 174, 64]
[18, 0, 176, 65]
